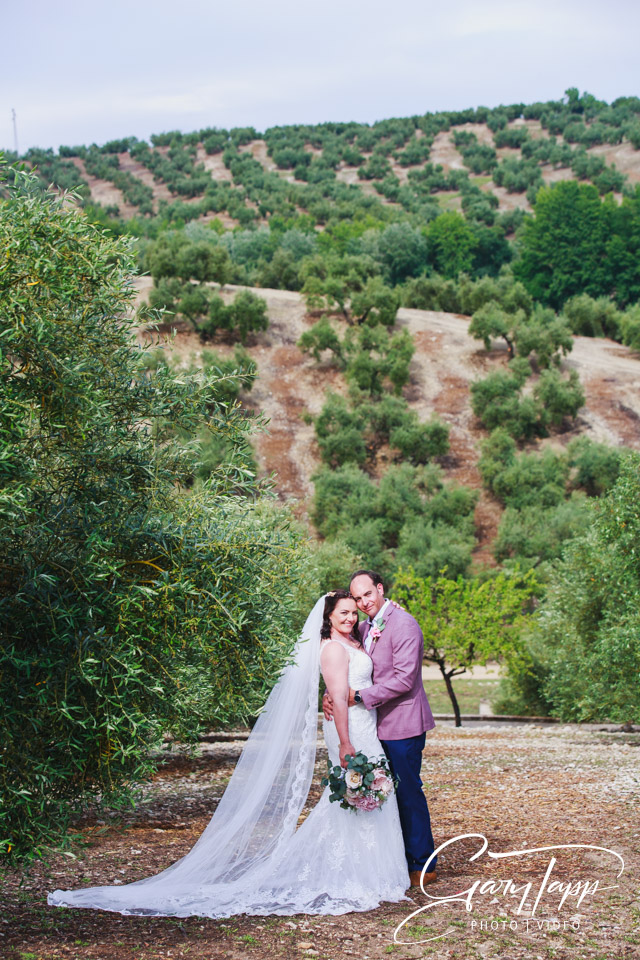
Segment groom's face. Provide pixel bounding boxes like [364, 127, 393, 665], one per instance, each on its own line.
[350, 575, 385, 619]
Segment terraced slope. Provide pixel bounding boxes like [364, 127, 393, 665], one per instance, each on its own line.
[18, 93, 640, 230]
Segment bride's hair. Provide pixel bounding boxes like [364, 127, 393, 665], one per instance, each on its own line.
[321, 590, 361, 644]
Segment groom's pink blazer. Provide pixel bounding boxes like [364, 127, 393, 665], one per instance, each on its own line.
[358, 604, 435, 741]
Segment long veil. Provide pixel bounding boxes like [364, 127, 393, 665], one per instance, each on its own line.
[48, 596, 326, 916]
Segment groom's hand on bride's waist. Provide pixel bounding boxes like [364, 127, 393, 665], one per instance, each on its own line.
[322, 691, 334, 721]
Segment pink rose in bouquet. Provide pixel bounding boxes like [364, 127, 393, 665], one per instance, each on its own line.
[372, 768, 389, 791]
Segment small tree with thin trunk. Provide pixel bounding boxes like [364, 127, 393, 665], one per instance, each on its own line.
[393, 568, 537, 726]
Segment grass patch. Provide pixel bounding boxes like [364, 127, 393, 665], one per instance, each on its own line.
[423, 677, 500, 714]
[470, 175, 493, 187]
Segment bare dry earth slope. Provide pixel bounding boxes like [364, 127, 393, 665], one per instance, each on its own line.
[137, 280, 640, 561]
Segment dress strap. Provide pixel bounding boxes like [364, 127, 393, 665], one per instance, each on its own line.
[320, 637, 356, 657]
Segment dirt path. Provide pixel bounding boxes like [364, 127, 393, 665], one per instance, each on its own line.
[4, 723, 638, 960]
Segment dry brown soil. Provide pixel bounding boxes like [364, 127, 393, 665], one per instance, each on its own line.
[3, 723, 639, 960]
[69, 158, 137, 217]
[136, 283, 640, 553]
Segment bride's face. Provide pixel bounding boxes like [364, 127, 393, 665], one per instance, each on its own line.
[329, 599, 358, 637]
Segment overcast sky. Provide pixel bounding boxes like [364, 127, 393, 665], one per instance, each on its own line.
[2, 0, 639, 153]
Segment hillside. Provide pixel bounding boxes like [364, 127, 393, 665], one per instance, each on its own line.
[11, 91, 640, 234]
[11, 88, 640, 574]
[135, 277, 640, 566]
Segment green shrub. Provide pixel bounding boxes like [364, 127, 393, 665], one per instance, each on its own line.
[0, 166, 303, 860]
[314, 393, 367, 467]
[481, 442, 568, 509]
[389, 419, 450, 464]
[470, 366, 544, 440]
[566, 436, 623, 496]
[343, 325, 414, 396]
[298, 317, 344, 363]
[533, 368, 585, 426]
[179, 283, 211, 325]
[524, 455, 640, 722]
[493, 496, 590, 564]
[313, 392, 449, 468]
[312, 462, 475, 581]
[514, 306, 574, 368]
[620, 304, 640, 349]
[148, 277, 183, 313]
[561, 293, 622, 338]
[200, 290, 269, 343]
[350, 276, 400, 326]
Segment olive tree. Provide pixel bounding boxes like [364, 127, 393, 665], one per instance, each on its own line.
[0, 165, 303, 860]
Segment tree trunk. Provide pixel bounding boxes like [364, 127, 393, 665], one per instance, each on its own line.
[437, 660, 462, 727]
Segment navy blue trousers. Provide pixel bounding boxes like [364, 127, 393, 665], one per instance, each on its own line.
[380, 733, 437, 872]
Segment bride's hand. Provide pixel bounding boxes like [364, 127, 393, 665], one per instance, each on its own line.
[339, 741, 356, 768]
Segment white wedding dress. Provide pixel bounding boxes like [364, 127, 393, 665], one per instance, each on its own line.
[49, 601, 409, 917]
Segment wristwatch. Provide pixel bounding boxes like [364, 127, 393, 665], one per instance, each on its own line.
[354, 690, 363, 704]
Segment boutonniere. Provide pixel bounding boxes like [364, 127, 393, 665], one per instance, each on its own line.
[369, 617, 386, 644]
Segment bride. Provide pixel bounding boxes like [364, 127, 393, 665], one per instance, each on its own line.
[49, 591, 409, 917]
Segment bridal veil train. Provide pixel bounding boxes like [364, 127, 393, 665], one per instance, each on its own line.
[48, 597, 409, 917]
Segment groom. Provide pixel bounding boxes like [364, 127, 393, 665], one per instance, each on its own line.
[325, 569, 437, 887]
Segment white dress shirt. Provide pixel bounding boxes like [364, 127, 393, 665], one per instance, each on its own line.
[364, 598, 391, 653]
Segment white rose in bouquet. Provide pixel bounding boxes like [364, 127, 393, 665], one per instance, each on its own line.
[345, 769, 363, 789]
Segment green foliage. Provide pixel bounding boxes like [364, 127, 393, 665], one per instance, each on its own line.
[620, 304, 640, 349]
[313, 392, 449, 469]
[350, 276, 400, 326]
[0, 166, 303, 860]
[426, 212, 475, 278]
[403, 269, 532, 316]
[375, 222, 428, 285]
[513, 305, 574, 368]
[493, 127, 530, 148]
[83, 146, 155, 214]
[22, 148, 91, 204]
[469, 302, 524, 355]
[312, 463, 476, 583]
[493, 156, 543, 193]
[533, 367, 585, 426]
[479, 435, 568, 508]
[393, 567, 536, 723]
[389, 418, 450, 464]
[493, 496, 590, 565]
[521, 455, 640, 722]
[561, 293, 622, 338]
[470, 365, 544, 440]
[566, 436, 623, 496]
[313, 393, 368, 467]
[199, 290, 269, 343]
[298, 317, 344, 363]
[471, 353, 583, 438]
[515, 180, 640, 309]
[343, 324, 413, 395]
[478, 429, 624, 572]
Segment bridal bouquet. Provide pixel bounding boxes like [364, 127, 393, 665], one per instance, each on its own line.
[322, 752, 397, 812]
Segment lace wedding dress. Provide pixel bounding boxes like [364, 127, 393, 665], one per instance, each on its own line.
[48, 600, 409, 917]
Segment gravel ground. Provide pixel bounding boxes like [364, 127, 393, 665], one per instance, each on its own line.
[3, 722, 639, 960]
